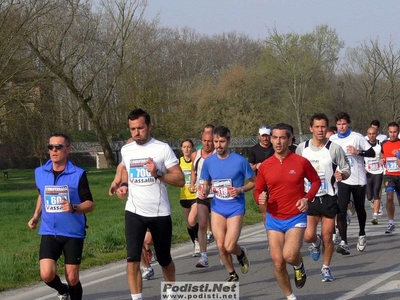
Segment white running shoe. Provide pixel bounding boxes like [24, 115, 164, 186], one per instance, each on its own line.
[142, 267, 155, 280]
[385, 223, 395, 234]
[336, 240, 350, 255]
[193, 240, 201, 257]
[196, 255, 209, 268]
[357, 235, 366, 252]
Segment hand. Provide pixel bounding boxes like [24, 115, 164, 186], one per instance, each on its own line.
[334, 170, 343, 182]
[116, 186, 128, 199]
[144, 157, 157, 177]
[228, 187, 239, 198]
[189, 185, 196, 193]
[109, 181, 119, 196]
[258, 191, 268, 205]
[60, 197, 72, 212]
[296, 197, 308, 212]
[346, 145, 357, 155]
[28, 217, 38, 229]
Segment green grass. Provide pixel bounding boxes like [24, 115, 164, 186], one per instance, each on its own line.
[0, 168, 262, 291]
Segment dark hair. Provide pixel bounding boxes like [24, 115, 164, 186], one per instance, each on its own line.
[50, 133, 71, 145]
[213, 126, 231, 139]
[181, 139, 194, 147]
[388, 121, 399, 129]
[128, 108, 151, 125]
[327, 126, 337, 134]
[310, 113, 329, 127]
[335, 112, 351, 124]
[370, 120, 381, 128]
[273, 123, 292, 138]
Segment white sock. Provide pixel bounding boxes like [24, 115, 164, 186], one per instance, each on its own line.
[389, 219, 394, 224]
[131, 293, 143, 300]
[201, 252, 208, 258]
[287, 293, 297, 300]
[322, 264, 329, 269]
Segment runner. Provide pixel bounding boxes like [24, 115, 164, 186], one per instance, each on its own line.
[200, 126, 256, 282]
[364, 126, 384, 225]
[381, 122, 400, 234]
[329, 112, 375, 255]
[254, 123, 320, 300]
[296, 113, 350, 283]
[365, 120, 388, 143]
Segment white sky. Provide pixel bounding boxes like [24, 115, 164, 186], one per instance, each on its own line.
[144, 0, 400, 50]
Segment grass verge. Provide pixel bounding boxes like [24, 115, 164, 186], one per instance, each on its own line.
[0, 168, 262, 291]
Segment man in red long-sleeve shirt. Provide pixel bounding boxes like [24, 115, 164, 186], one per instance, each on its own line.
[254, 123, 320, 300]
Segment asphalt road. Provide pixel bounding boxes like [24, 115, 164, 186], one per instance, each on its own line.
[2, 198, 400, 300]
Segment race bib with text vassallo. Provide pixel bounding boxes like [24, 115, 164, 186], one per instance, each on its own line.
[44, 185, 70, 213]
[129, 158, 155, 186]
[212, 179, 234, 200]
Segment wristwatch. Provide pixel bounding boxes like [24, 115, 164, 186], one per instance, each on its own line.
[241, 187, 245, 194]
[155, 169, 164, 179]
[72, 204, 78, 213]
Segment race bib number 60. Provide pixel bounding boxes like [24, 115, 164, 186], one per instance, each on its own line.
[44, 185, 70, 213]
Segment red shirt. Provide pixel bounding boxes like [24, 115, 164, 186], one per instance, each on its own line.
[381, 139, 400, 176]
[254, 152, 320, 220]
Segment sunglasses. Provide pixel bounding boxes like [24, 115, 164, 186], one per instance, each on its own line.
[47, 144, 66, 150]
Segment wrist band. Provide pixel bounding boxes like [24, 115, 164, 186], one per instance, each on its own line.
[120, 182, 128, 187]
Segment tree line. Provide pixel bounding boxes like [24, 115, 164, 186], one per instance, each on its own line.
[0, 0, 399, 168]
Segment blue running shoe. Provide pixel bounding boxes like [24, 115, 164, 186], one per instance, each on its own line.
[309, 234, 321, 261]
[321, 267, 334, 282]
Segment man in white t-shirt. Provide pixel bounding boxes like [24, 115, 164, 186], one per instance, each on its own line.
[329, 112, 375, 255]
[365, 120, 387, 143]
[116, 108, 185, 300]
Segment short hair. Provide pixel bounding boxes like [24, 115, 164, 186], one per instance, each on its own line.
[128, 108, 151, 125]
[310, 113, 329, 127]
[213, 126, 231, 139]
[388, 121, 399, 129]
[335, 112, 351, 124]
[181, 139, 194, 147]
[370, 120, 381, 128]
[50, 133, 71, 146]
[204, 124, 215, 131]
[273, 123, 292, 138]
[327, 126, 337, 134]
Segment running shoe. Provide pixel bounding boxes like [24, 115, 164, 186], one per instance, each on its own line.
[336, 240, 350, 255]
[357, 235, 366, 252]
[321, 267, 334, 282]
[57, 284, 69, 300]
[385, 223, 395, 234]
[371, 217, 378, 225]
[224, 273, 239, 287]
[196, 255, 209, 268]
[309, 234, 321, 261]
[332, 233, 340, 245]
[346, 213, 351, 225]
[192, 240, 201, 257]
[237, 246, 250, 274]
[207, 231, 215, 244]
[378, 202, 384, 216]
[142, 267, 154, 280]
[369, 200, 374, 209]
[293, 261, 307, 289]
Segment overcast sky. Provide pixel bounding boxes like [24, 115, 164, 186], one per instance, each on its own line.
[144, 0, 400, 50]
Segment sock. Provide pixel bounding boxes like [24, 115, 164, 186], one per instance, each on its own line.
[294, 261, 303, 269]
[287, 293, 297, 300]
[201, 252, 207, 258]
[237, 249, 244, 260]
[44, 275, 68, 295]
[322, 264, 329, 269]
[131, 293, 143, 300]
[68, 281, 82, 300]
[373, 213, 378, 217]
[389, 219, 394, 224]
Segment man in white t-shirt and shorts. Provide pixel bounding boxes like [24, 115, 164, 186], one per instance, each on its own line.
[117, 108, 185, 300]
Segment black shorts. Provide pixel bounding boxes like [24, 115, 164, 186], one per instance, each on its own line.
[125, 211, 172, 267]
[366, 173, 383, 200]
[180, 199, 196, 209]
[39, 235, 84, 265]
[196, 197, 212, 212]
[307, 194, 338, 219]
[384, 175, 400, 194]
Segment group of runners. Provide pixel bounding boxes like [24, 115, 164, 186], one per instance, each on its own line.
[27, 108, 400, 300]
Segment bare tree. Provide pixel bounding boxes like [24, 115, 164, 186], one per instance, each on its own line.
[22, 0, 156, 167]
